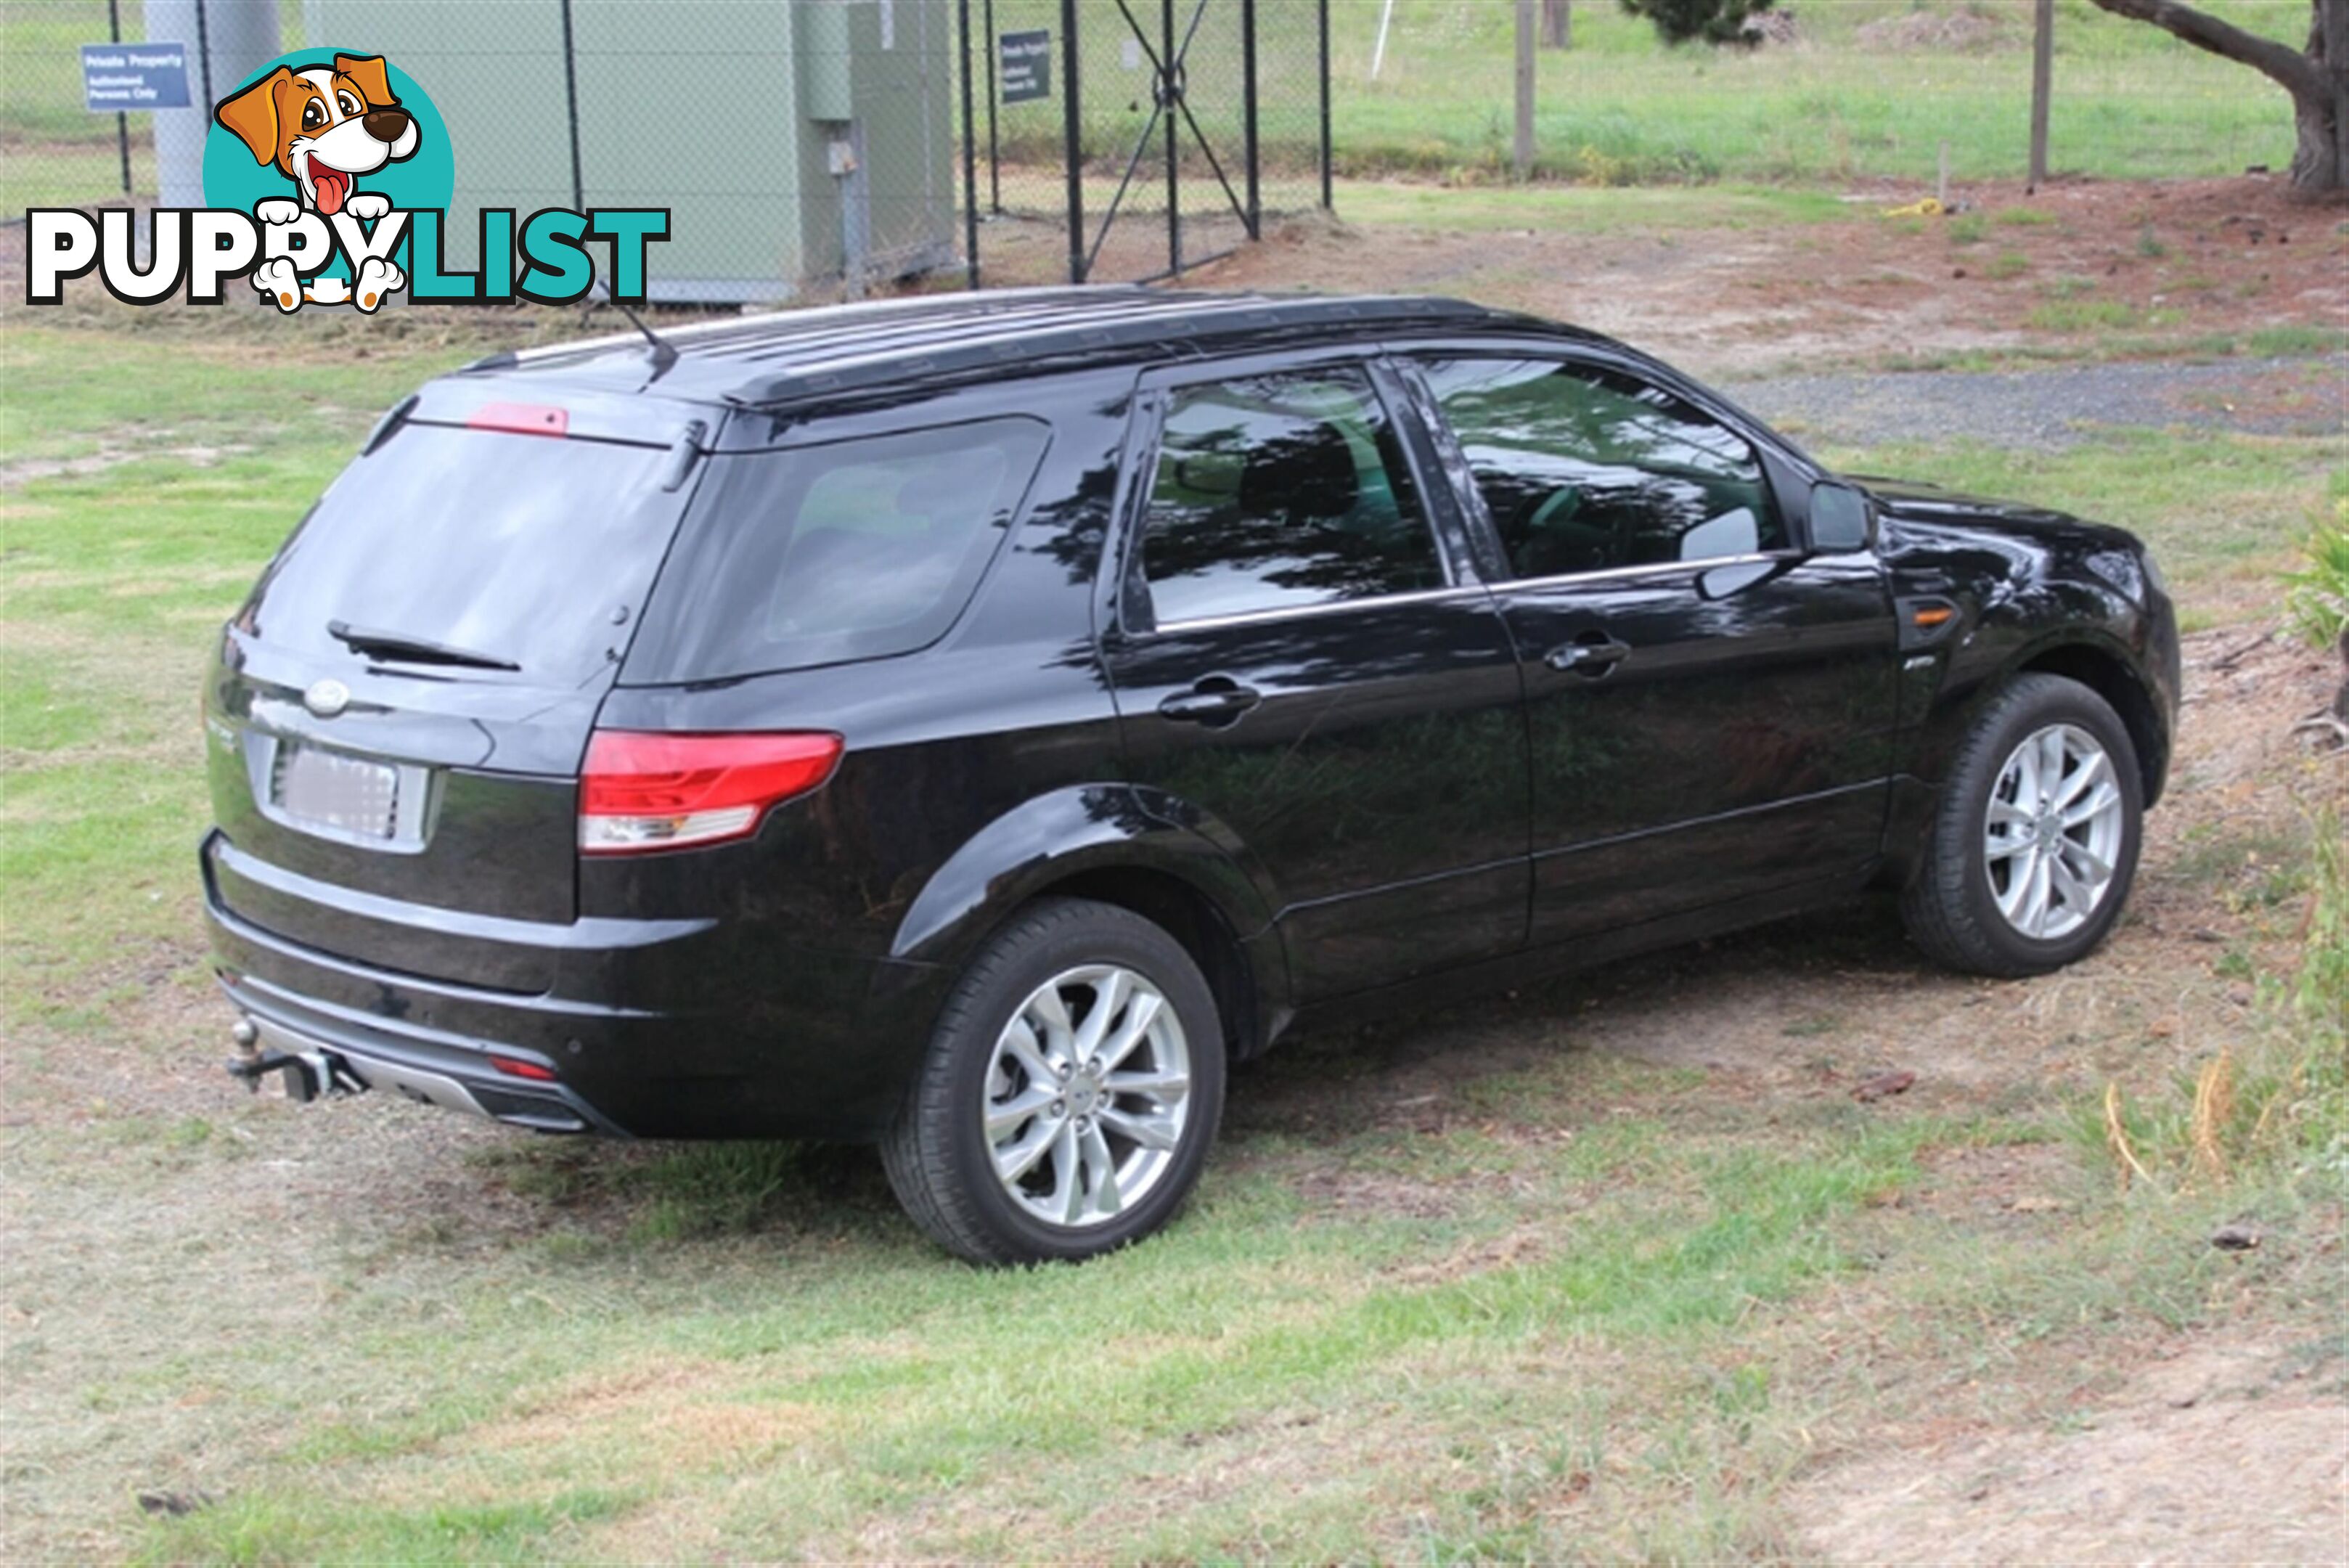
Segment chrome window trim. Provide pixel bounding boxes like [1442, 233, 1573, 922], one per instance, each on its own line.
[1145, 580, 1496, 637]
[1495, 550, 1796, 593]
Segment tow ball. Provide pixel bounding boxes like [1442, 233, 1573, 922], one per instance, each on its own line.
[223, 1018, 356, 1102]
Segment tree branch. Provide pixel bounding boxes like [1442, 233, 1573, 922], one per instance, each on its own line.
[2085, 0, 2331, 101]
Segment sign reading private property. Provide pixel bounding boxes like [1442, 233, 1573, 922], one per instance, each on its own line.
[1000, 30, 1050, 105]
[81, 44, 192, 112]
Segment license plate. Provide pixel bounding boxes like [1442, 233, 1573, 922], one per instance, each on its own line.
[273, 744, 399, 841]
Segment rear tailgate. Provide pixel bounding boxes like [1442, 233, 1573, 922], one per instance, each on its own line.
[203, 383, 713, 989]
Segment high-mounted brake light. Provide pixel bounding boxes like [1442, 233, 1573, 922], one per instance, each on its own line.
[579, 731, 843, 854]
[467, 401, 570, 438]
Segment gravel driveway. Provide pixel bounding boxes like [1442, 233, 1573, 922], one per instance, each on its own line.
[1725, 354, 2347, 450]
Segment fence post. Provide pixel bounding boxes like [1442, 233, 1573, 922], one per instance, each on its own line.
[1317, 0, 1332, 208]
[192, 0, 212, 110]
[960, 0, 980, 288]
[2028, 0, 2053, 192]
[108, 0, 129, 195]
[1513, 0, 1535, 181]
[1061, 0, 1084, 282]
[1241, 0, 1259, 238]
[1162, 0, 1180, 274]
[984, 0, 1001, 212]
[557, 0, 586, 211]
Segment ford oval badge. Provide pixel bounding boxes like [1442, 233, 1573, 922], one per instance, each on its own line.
[303, 678, 351, 718]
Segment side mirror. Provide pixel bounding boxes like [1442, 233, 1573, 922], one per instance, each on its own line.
[1807, 481, 1874, 553]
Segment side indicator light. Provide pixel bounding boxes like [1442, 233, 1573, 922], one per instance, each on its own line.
[1912, 605, 1957, 628]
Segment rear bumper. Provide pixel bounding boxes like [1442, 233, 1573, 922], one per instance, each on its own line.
[200, 830, 950, 1140]
[226, 995, 624, 1134]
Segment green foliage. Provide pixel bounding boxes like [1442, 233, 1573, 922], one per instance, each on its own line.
[2281, 481, 2349, 649]
[1618, 0, 1777, 46]
[2091, 809, 2349, 1191]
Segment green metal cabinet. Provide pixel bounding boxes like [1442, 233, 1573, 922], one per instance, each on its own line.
[302, 0, 957, 302]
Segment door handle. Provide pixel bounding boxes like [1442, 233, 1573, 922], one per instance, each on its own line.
[1158, 679, 1262, 727]
[1545, 635, 1631, 677]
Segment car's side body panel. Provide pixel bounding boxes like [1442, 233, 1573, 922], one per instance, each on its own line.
[1493, 552, 1900, 944]
[1379, 335, 1902, 947]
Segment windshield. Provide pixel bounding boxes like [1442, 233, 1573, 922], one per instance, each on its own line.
[242, 423, 683, 688]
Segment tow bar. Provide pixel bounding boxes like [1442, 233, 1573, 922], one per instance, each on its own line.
[224, 1016, 360, 1102]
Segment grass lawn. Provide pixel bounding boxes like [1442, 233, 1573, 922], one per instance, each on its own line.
[981, 0, 2305, 187]
[1, 301, 2342, 1558]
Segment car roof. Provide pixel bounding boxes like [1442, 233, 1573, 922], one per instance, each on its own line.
[458, 286, 1609, 409]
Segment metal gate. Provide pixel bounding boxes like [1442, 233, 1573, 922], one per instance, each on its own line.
[955, 0, 1331, 287]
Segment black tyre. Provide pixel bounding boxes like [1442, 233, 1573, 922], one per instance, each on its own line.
[880, 897, 1226, 1265]
[1901, 672, 2144, 978]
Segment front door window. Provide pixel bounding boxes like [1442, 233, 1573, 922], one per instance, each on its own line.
[1416, 357, 1786, 580]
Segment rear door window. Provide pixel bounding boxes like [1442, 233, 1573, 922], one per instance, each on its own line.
[1416, 357, 1785, 579]
[1135, 369, 1443, 628]
[243, 424, 680, 689]
[626, 417, 1050, 682]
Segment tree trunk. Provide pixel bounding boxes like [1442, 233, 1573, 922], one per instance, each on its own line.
[2088, 0, 2348, 195]
[1543, 0, 1572, 49]
[2292, 86, 2345, 189]
[2292, 0, 2349, 190]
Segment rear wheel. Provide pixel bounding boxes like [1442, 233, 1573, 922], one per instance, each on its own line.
[1901, 673, 2143, 977]
[881, 898, 1225, 1264]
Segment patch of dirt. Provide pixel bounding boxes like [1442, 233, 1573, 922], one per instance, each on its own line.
[1855, 8, 2018, 52]
[1196, 176, 2348, 380]
[459, 1361, 826, 1468]
[1792, 1334, 2348, 1564]
[0, 441, 250, 489]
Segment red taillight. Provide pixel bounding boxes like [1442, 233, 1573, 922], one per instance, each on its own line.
[579, 730, 843, 855]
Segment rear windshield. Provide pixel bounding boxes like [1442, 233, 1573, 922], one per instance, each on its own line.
[246, 424, 680, 687]
[624, 417, 1050, 683]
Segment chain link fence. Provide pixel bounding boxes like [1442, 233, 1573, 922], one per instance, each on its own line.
[963, 0, 1329, 286]
[1327, 0, 2305, 187]
[1, 0, 2315, 296]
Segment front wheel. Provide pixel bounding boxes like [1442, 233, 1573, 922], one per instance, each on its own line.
[881, 898, 1226, 1265]
[1900, 672, 2144, 978]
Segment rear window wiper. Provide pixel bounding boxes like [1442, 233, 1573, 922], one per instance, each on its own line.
[327, 619, 520, 671]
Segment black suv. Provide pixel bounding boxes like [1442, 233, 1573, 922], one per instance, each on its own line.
[202, 288, 2179, 1262]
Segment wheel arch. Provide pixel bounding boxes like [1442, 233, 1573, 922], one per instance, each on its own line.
[1885, 629, 2168, 886]
[2013, 637, 2168, 808]
[888, 785, 1291, 1059]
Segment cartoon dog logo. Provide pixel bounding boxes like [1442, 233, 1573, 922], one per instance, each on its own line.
[213, 54, 414, 312]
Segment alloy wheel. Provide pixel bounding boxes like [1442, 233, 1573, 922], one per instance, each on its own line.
[982, 964, 1193, 1228]
[1982, 722, 2127, 942]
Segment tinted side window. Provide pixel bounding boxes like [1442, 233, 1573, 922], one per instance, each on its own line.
[1419, 358, 1784, 579]
[1138, 369, 1442, 626]
[628, 418, 1050, 682]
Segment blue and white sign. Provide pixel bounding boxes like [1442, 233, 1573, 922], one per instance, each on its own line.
[81, 43, 191, 112]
